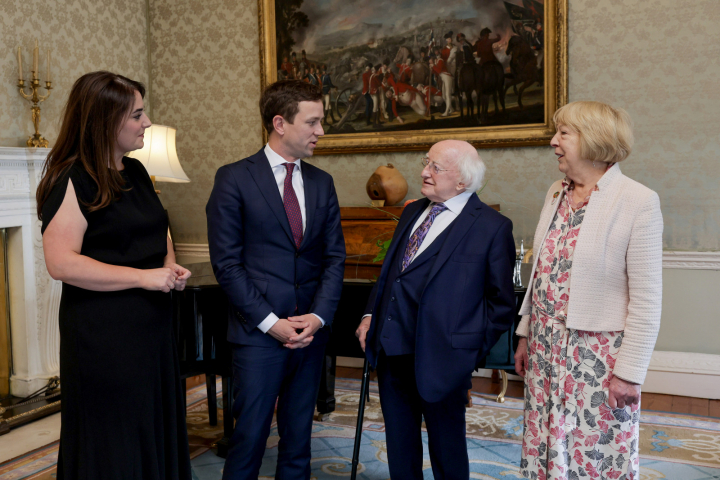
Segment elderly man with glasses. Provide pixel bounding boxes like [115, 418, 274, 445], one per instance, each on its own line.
[355, 139, 516, 479]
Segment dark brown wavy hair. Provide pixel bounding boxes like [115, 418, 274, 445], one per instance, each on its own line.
[259, 80, 322, 134]
[36, 71, 145, 219]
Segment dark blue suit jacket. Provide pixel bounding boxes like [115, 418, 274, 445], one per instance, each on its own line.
[364, 195, 516, 402]
[206, 148, 346, 346]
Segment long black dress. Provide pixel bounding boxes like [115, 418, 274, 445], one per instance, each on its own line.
[41, 157, 191, 480]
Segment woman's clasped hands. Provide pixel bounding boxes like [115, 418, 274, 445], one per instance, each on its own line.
[142, 263, 192, 292]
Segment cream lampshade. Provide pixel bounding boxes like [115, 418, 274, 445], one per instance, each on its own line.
[127, 125, 190, 187]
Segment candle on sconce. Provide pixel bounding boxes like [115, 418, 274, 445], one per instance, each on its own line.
[17, 46, 23, 82]
[33, 39, 39, 80]
[16, 40, 52, 148]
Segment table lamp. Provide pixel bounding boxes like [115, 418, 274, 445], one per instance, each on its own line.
[127, 124, 190, 193]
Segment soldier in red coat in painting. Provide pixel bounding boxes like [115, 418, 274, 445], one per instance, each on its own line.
[385, 81, 430, 119]
[431, 54, 454, 116]
[441, 31, 454, 62]
[418, 84, 442, 116]
[397, 58, 413, 84]
[280, 57, 294, 79]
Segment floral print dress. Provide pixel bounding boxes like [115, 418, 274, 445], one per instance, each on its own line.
[520, 178, 640, 480]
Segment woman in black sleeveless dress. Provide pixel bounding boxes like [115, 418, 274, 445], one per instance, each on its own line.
[36, 71, 192, 479]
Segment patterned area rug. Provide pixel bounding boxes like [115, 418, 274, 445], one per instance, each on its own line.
[1, 378, 719, 479]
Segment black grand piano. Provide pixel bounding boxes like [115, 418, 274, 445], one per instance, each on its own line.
[173, 262, 526, 459]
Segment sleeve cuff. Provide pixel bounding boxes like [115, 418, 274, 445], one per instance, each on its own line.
[612, 371, 641, 385]
[311, 313, 325, 327]
[515, 314, 530, 338]
[257, 312, 280, 333]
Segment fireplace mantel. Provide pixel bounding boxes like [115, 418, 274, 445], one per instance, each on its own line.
[0, 147, 59, 397]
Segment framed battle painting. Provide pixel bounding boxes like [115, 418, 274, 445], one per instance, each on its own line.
[258, 0, 567, 154]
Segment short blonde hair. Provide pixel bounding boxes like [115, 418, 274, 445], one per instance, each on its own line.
[552, 101, 634, 163]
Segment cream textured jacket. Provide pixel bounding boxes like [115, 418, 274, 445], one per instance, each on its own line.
[516, 164, 663, 384]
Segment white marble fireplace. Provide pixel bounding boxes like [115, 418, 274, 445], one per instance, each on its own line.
[0, 147, 60, 397]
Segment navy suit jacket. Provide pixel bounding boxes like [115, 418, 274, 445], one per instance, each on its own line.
[206, 148, 346, 346]
[364, 195, 516, 402]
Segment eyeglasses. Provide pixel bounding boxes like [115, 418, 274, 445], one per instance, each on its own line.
[420, 156, 454, 174]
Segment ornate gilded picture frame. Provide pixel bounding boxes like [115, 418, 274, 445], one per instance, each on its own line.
[258, 0, 567, 154]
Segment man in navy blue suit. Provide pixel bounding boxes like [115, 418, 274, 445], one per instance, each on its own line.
[356, 140, 516, 479]
[206, 80, 345, 479]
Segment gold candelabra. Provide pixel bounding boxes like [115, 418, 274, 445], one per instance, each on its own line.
[17, 40, 52, 148]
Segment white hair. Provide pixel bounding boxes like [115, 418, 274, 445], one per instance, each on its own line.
[455, 149, 486, 192]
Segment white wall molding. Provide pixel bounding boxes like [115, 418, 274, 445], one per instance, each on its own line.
[661, 251, 720, 270]
[648, 350, 720, 375]
[182, 243, 720, 270]
[643, 351, 720, 399]
[175, 243, 210, 257]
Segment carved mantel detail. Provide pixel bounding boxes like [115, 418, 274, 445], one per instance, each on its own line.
[0, 146, 59, 397]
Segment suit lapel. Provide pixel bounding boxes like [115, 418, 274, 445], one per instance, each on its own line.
[386, 199, 430, 272]
[246, 149, 295, 246]
[425, 194, 483, 284]
[401, 224, 451, 275]
[369, 199, 428, 320]
[300, 161, 316, 250]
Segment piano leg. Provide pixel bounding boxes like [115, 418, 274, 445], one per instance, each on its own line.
[181, 378, 187, 416]
[214, 374, 234, 459]
[206, 374, 218, 426]
[315, 354, 336, 420]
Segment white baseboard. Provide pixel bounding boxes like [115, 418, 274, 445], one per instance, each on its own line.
[474, 352, 720, 400]
[339, 352, 720, 400]
[10, 375, 56, 398]
[643, 351, 720, 399]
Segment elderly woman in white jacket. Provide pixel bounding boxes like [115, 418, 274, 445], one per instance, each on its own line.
[514, 101, 663, 480]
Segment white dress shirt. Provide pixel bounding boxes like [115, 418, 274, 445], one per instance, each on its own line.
[257, 144, 324, 334]
[264, 144, 306, 231]
[361, 190, 474, 321]
[406, 190, 474, 264]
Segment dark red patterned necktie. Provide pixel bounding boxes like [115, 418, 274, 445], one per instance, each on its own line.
[283, 163, 303, 249]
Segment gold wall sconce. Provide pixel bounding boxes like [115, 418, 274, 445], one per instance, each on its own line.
[17, 40, 52, 148]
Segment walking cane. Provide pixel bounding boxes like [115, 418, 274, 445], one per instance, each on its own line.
[351, 358, 370, 480]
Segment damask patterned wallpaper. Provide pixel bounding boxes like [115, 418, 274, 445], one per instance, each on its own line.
[0, 0, 149, 147]
[151, 0, 720, 250]
[148, 0, 264, 244]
